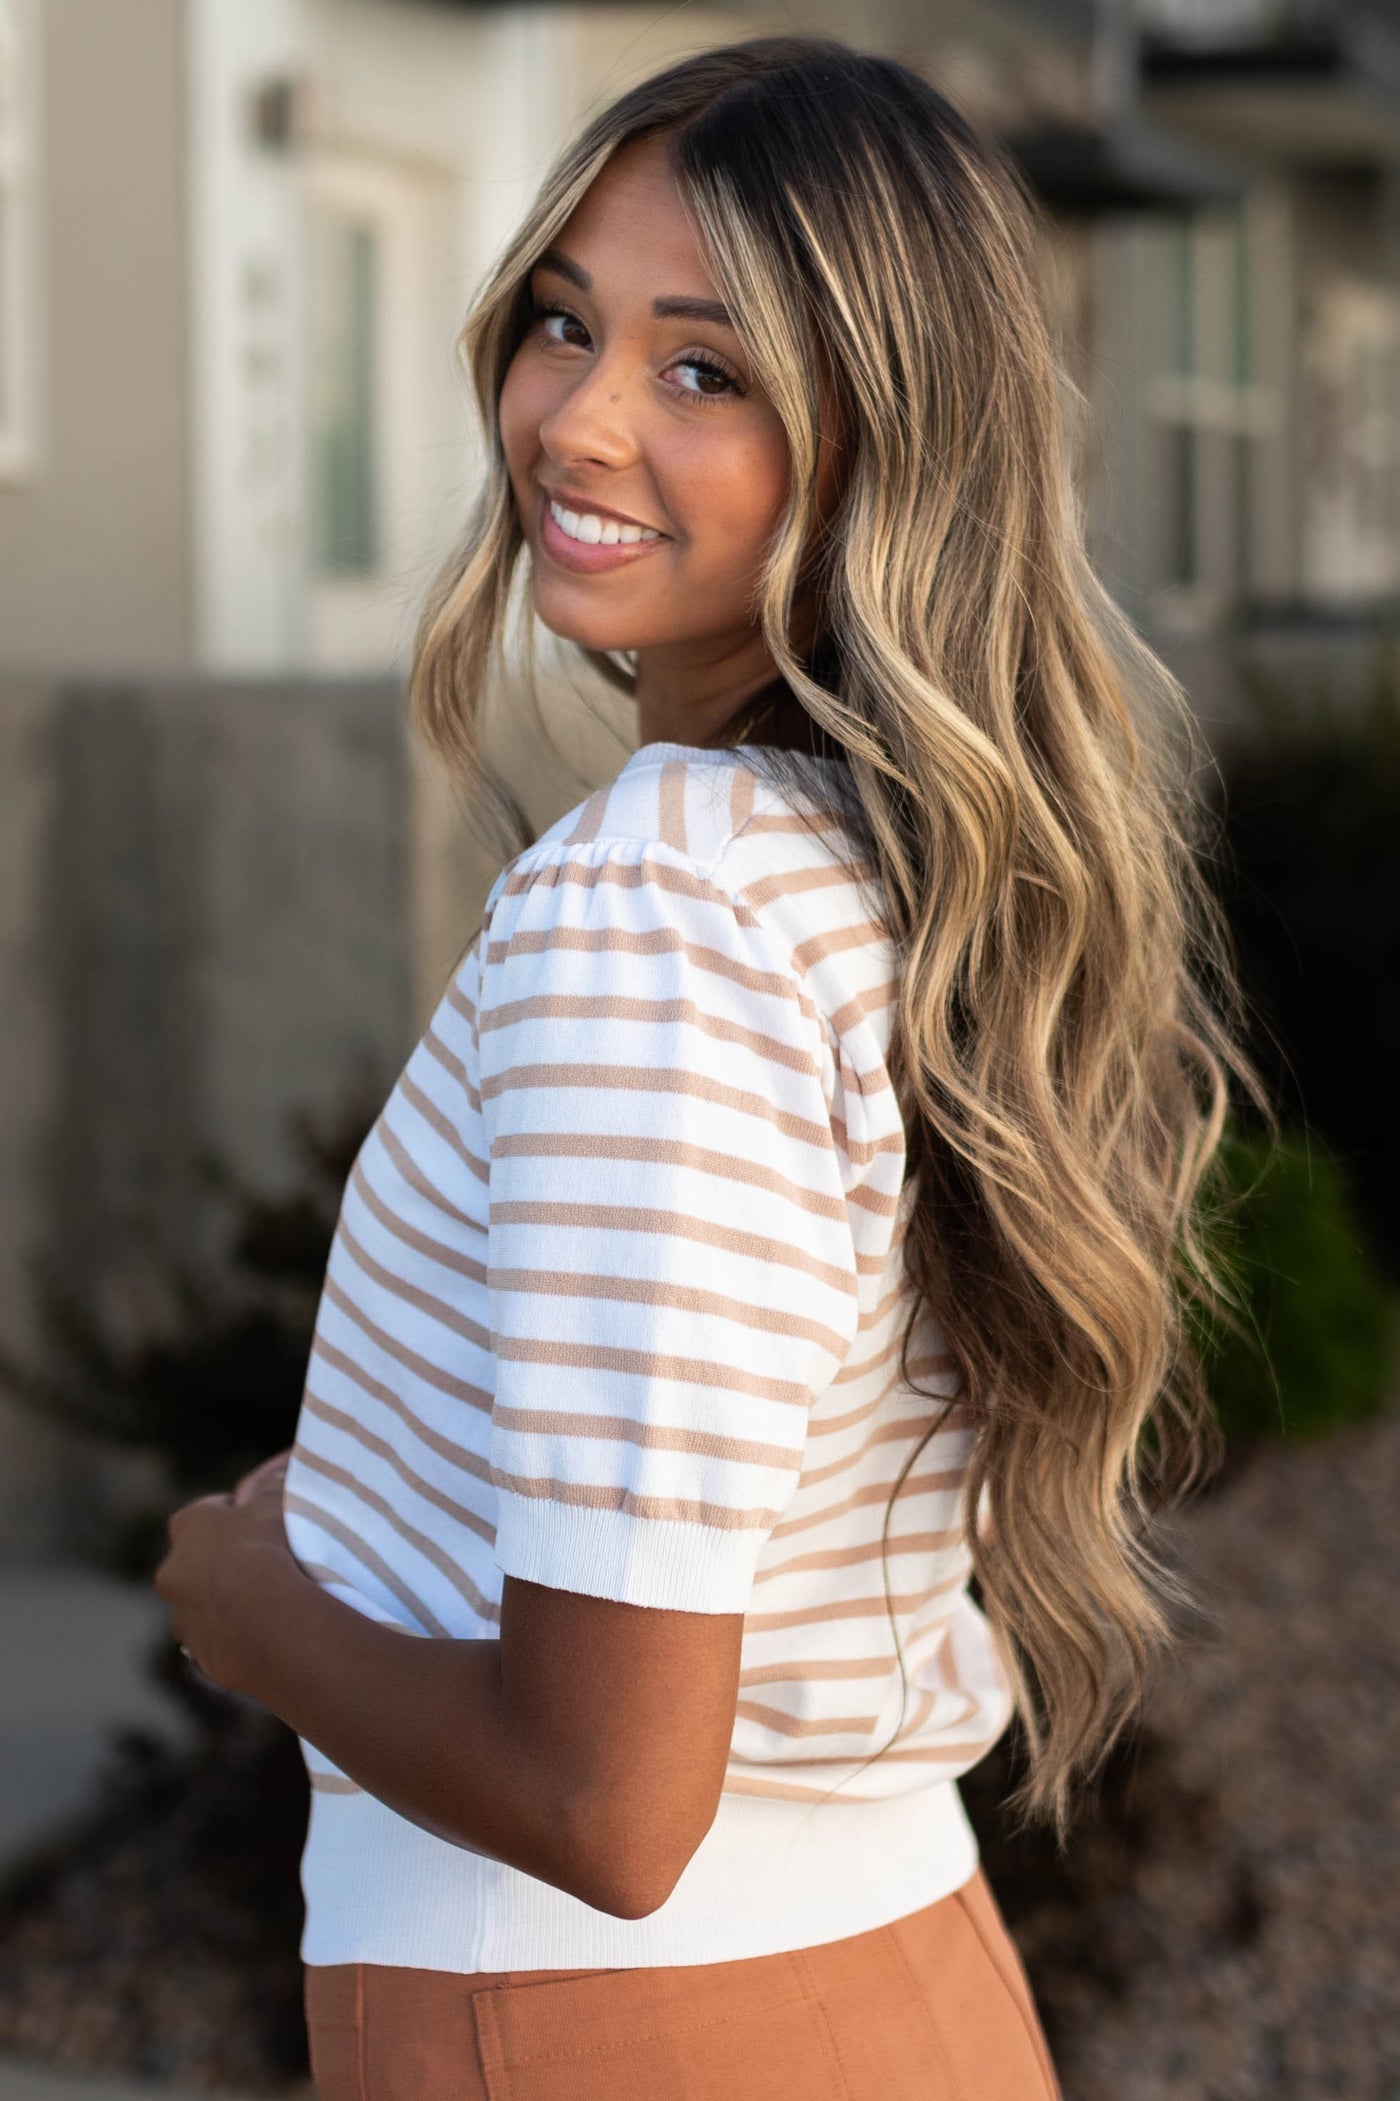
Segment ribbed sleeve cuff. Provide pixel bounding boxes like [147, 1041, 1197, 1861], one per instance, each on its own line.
[491, 1492, 765, 1614]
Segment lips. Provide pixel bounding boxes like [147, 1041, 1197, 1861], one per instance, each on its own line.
[541, 487, 664, 536]
[536, 489, 669, 575]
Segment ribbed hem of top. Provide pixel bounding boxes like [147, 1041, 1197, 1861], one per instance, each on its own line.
[297, 1773, 980, 1971]
[491, 1490, 765, 1615]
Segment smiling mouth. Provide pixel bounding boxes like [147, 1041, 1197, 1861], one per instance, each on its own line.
[547, 496, 664, 545]
[537, 490, 670, 572]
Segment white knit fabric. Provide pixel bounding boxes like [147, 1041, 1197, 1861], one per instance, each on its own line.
[283, 741, 1015, 1970]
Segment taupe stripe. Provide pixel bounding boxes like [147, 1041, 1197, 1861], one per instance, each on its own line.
[298, 1385, 495, 1545]
[422, 1023, 481, 1112]
[794, 1416, 960, 1492]
[481, 992, 820, 1084]
[853, 1277, 912, 1337]
[398, 1073, 488, 1185]
[825, 1111, 904, 1169]
[831, 1330, 953, 1389]
[769, 1467, 968, 1539]
[338, 1218, 492, 1355]
[492, 1401, 803, 1473]
[829, 979, 901, 1039]
[351, 1161, 486, 1286]
[565, 789, 607, 844]
[489, 1467, 782, 1532]
[751, 1526, 965, 1583]
[490, 1266, 850, 1357]
[735, 1696, 880, 1738]
[323, 1275, 492, 1412]
[742, 1576, 966, 1634]
[375, 1119, 481, 1234]
[735, 811, 848, 837]
[847, 1180, 901, 1219]
[729, 765, 755, 833]
[491, 1132, 849, 1224]
[500, 853, 767, 936]
[843, 1730, 1009, 1767]
[291, 1440, 498, 1619]
[444, 981, 478, 1035]
[311, 1335, 493, 1482]
[807, 1375, 964, 1441]
[283, 1491, 454, 1637]
[809, 1380, 913, 1440]
[791, 918, 888, 973]
[658, 759, 688, 854]
[738, 1654, 899, 1686]
[481, 1060, 833, 1157]
[738, 860, 877, 910]
[731, 1729, 1001, 1771]
[487, 921, 823, 1033]
[733, 1631, 954, 1689]
[308, 1769, 363, 1794]
[719, 1773, 857, 1803]
[489, 1200, 857, 1297]
[493, 1333, 811, 1408]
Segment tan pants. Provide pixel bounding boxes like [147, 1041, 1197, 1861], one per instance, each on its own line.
[303, 1864, 1061, 2100]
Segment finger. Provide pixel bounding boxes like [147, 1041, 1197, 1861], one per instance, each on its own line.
[167, 1492, 233, 1534]
[232, 1451, 292, 1504]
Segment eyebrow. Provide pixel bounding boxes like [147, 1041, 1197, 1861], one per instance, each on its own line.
[535, 247, 735, 331]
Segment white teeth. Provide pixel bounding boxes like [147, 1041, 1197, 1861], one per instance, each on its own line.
[549, 499, 661, 546]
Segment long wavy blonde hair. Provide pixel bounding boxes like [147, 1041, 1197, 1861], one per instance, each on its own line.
[411, 34, 1267, 1834]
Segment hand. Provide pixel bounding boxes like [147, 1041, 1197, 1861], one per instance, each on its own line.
[152, 1460, 303, 1698]
[232, 1446, 293, 1505]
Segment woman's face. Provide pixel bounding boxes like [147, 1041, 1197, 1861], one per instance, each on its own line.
[499, 131, 839, 696]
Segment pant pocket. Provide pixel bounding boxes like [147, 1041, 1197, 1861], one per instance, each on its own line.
[304, 1965, 365, 2101]
[473, 1956, 848, 2101]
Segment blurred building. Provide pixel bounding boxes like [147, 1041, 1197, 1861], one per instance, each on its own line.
[2, 0, 1399, 1551]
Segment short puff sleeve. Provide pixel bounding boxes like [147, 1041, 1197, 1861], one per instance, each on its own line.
[479, 841, 860, 1614]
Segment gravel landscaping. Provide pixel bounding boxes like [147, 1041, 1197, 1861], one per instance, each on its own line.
[973, 1392, 1400, 2101]
[0, 1396, 1396, 2097]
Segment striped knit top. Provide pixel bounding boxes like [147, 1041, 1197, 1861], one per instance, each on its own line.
[282, 739, 1015, 1971]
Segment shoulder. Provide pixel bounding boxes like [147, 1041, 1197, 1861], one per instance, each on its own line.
[483, 747, 883, 974]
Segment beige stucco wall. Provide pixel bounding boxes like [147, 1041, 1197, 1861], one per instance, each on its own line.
[0, 0, 191, 677]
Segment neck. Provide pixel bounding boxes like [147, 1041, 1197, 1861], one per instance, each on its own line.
[632, 635, 783, 749]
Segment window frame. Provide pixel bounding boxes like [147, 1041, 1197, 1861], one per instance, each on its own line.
[0, 0, 39, 483]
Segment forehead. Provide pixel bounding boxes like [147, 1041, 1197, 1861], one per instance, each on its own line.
[548, 133, 720, 294]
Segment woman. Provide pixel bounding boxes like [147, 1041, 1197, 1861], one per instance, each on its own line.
[154, 36, 1259, 2099]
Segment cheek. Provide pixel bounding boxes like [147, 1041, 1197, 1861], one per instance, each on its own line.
[498, 355, 547, 492]
[670, 421, 790, 577]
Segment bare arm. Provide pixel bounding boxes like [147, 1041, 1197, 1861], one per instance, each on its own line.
[206, 1521, 745, 1920]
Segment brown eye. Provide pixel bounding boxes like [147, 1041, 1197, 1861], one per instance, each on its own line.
[533, 302, 590, 349]
[665, 352, 743, 406]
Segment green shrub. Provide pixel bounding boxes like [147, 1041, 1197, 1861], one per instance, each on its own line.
[1215, 663, 1400, 1282]
[1191, 1126, 1399, 1445]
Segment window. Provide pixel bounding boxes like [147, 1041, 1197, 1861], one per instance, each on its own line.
[308, 211, 380, 576]
[1301, 281, 1400, 602]
[0, 0, 37, 479]
[1145, 208, 1275, 615]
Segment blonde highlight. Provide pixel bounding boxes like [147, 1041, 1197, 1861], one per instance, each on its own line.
[410, 34, 1269, 1836]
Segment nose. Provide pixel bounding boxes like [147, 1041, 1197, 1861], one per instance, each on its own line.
[536, 343, 642, 474]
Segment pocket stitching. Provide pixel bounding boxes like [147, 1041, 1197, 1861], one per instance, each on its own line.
[951, 1883, 1061, 2100]
[478, 1983, 815, 2069]
[883, 1918, 972, 2101]
[789, 1948, 855, 2101]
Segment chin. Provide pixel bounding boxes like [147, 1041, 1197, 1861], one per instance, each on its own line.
[533, 596, 650, 658]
